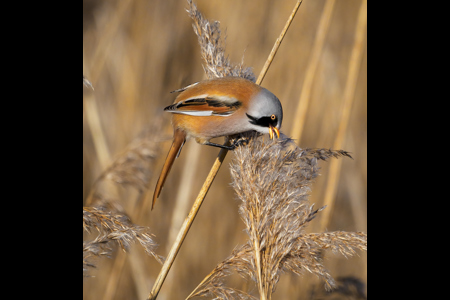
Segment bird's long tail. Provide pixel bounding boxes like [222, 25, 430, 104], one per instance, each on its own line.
[152, 129, 186, 209]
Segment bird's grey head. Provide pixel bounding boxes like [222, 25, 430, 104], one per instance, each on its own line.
[246, 88, 283, 132]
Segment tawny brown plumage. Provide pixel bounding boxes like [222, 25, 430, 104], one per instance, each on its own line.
[152, 76, 283, 209]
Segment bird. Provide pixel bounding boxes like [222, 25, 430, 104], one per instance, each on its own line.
[152, 76, 283, 209]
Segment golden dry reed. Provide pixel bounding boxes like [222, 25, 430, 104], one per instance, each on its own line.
[83, 0, 366, 299]
[186, 135, 365, 299]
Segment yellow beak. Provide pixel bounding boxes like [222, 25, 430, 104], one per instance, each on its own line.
[268, 125, 280, 140]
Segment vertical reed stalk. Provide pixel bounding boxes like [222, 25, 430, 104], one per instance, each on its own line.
[251, 214, 266, 300]
[290, 0, 335, 143]
[84, 95, 111, 174]
[319, 0, 367, 232]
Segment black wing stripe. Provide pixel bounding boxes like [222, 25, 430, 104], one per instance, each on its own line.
[164, 103, 178, 111]
[164, 97, 242, 113]
[205, 99, 242, 109]
[164, 98, 206, 111]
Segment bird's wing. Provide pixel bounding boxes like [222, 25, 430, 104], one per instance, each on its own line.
[164, 95, 242, 117]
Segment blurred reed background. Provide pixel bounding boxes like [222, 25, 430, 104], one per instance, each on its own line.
[83, 0, 367, 299]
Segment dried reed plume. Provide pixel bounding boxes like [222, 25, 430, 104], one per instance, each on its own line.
[188, 134, 366, 299]
[83, 121, 165, 276]
[186, 0, 255, 81]
[83, 206, 164, 276]
[86, 122, 162, 206]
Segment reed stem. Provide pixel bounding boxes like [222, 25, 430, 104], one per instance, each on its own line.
[147, 147, 229, 300]
[319, 0, 367, 232]
[256, 0, 303, 85]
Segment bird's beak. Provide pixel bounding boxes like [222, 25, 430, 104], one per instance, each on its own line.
[268, 125, 280, 140]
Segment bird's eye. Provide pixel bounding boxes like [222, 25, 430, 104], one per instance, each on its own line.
[270, 114, 276, 120]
